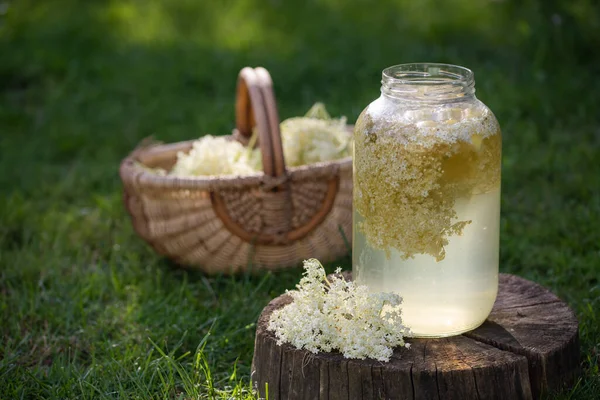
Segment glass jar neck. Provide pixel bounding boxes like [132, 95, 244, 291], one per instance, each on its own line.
[381, 63, 475, 103]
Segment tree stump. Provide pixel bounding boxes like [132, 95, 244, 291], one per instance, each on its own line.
[252, 273, 579, 400]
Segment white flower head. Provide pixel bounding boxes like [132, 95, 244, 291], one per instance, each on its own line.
[158, 103, 352, 177]
[268, 259, 411, 362]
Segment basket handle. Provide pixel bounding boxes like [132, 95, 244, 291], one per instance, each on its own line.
[254, 67, 287, 179]
[235, 67, 287, 180]
[235, 67, 276, 177]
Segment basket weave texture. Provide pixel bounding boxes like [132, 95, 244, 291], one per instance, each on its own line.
[119, 67, 352, 273]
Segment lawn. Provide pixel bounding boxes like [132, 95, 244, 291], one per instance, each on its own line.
[1, 0, 599, 398]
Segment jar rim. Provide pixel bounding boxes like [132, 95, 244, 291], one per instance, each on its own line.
[382, 63, 474, 86]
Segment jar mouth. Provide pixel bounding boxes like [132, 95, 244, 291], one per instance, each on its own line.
[382, 63, 474, 85]
[381, 63, 475, 101]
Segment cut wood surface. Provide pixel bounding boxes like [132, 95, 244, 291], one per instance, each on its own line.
[252, 273, 579, 400]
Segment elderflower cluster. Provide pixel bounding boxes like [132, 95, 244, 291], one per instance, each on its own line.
[268, 259, 411, 362]
[169, 135, 262, 177]
[353, 107, 501, 260]
[280, 103, 351, 167]
[150, 103, 351, 177]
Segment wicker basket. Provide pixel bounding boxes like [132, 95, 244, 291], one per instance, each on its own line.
[119, 67, 353, 273]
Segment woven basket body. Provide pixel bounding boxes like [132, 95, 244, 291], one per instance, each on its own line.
[120, 68, 352, 273]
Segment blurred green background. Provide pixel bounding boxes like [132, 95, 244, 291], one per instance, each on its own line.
[1, 0, 599, 398]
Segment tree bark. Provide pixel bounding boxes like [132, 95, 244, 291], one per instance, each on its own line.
[252, 273, 579, 400]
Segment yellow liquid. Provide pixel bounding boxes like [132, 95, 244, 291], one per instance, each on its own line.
[353, 188, 500, 337]
[353, 108, 502, 337]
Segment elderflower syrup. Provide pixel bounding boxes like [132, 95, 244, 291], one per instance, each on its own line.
[353, 63, 502, 337]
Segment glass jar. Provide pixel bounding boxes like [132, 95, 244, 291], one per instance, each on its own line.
[353, 63, 502, 337]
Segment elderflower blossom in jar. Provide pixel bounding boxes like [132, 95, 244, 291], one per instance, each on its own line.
[353, 63, 502, 337]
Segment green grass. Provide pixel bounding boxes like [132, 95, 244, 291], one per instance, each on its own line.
[1, 0, 599, 398]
